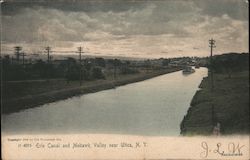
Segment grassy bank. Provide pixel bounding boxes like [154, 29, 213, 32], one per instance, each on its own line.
[181, 71, 249, 135]
[2, 67, 182, 114]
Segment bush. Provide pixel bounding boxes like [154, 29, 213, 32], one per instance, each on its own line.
[211, 53, 249, 78]
[66, 65, 80, 81]
[92, 67, 105, 79]
[120, 67, 139, 74]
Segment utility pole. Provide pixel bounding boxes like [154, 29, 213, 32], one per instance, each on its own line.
[45, 46, 51, 63]
[209, 38, 216, 91]
[211, 104, 216, 126]
[65, 57, 70, 84]
[114, 59, 117, 79]
[20, 52, 27, 66]
[209, 39, 216, 132]
[77, 47, 83, 86]
[45, 46, 52, 81]
[209, 39, 216, 63]
[14, 46, 22, 64]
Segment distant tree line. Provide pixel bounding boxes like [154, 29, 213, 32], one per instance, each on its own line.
[1, 55, 139, 81]
[210, 53, 249, 77]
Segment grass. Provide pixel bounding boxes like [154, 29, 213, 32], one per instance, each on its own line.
[181, 70, 249, 135]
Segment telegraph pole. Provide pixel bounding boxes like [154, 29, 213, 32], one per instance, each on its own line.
[20, 52, 27, 66]
[14, 46, 22, 64]
[209, 39, 217, 132]
[45, 46, 51, 63]
[114, 59, 117, 79]
[209, 38, 216, 91]
[209, 39, 216, 63]
[45, 46, 52, 81]
[77, 47, 83, 86]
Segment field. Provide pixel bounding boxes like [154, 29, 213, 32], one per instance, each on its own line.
[181, 71, 249, 135]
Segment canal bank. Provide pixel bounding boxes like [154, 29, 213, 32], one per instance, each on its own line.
[2, 67, 182, 114]
[180, 71, 249, 135]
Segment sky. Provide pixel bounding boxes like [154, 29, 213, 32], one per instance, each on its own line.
[1, 0, 249, 59]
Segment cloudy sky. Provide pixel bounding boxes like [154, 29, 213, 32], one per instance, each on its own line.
[1, 0, 249, 58]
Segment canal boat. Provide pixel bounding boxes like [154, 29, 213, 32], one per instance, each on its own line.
[195, 64, 200, 69]
[182, 66, 195, 74]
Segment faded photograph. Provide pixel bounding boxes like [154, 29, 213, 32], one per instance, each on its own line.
[1, 0, 249, 139]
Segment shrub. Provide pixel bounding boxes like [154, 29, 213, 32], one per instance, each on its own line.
[92, 67, 105, 79]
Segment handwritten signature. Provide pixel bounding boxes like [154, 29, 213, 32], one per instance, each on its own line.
[200, 141, 245, 158]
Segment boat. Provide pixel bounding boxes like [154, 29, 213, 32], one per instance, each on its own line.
[195, 64, 200, 68]
[182, 66, 195, 74]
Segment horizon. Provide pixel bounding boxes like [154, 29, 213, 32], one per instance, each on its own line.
[1, 50, 249, 61]
[1, 0, 249, 59]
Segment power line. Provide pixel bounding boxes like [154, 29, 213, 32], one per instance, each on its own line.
[3, 47, 100, 66]
[52, 51, 76, 53]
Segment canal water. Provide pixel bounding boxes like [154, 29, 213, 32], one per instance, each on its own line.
[2, 68, 207, 136]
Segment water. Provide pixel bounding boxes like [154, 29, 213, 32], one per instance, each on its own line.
[2, 68, 207, 136]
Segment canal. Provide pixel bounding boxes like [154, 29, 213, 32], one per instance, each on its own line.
[2, 68, 208, 136]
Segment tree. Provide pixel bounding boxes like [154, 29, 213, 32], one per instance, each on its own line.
[66, 65, 80, 81]
[33, 59, 47, 78]
[92, 67, 105, 79]
[162, 59, 170, 66]
[212, 53, 249, 78]
[94, 58, 106, 67]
